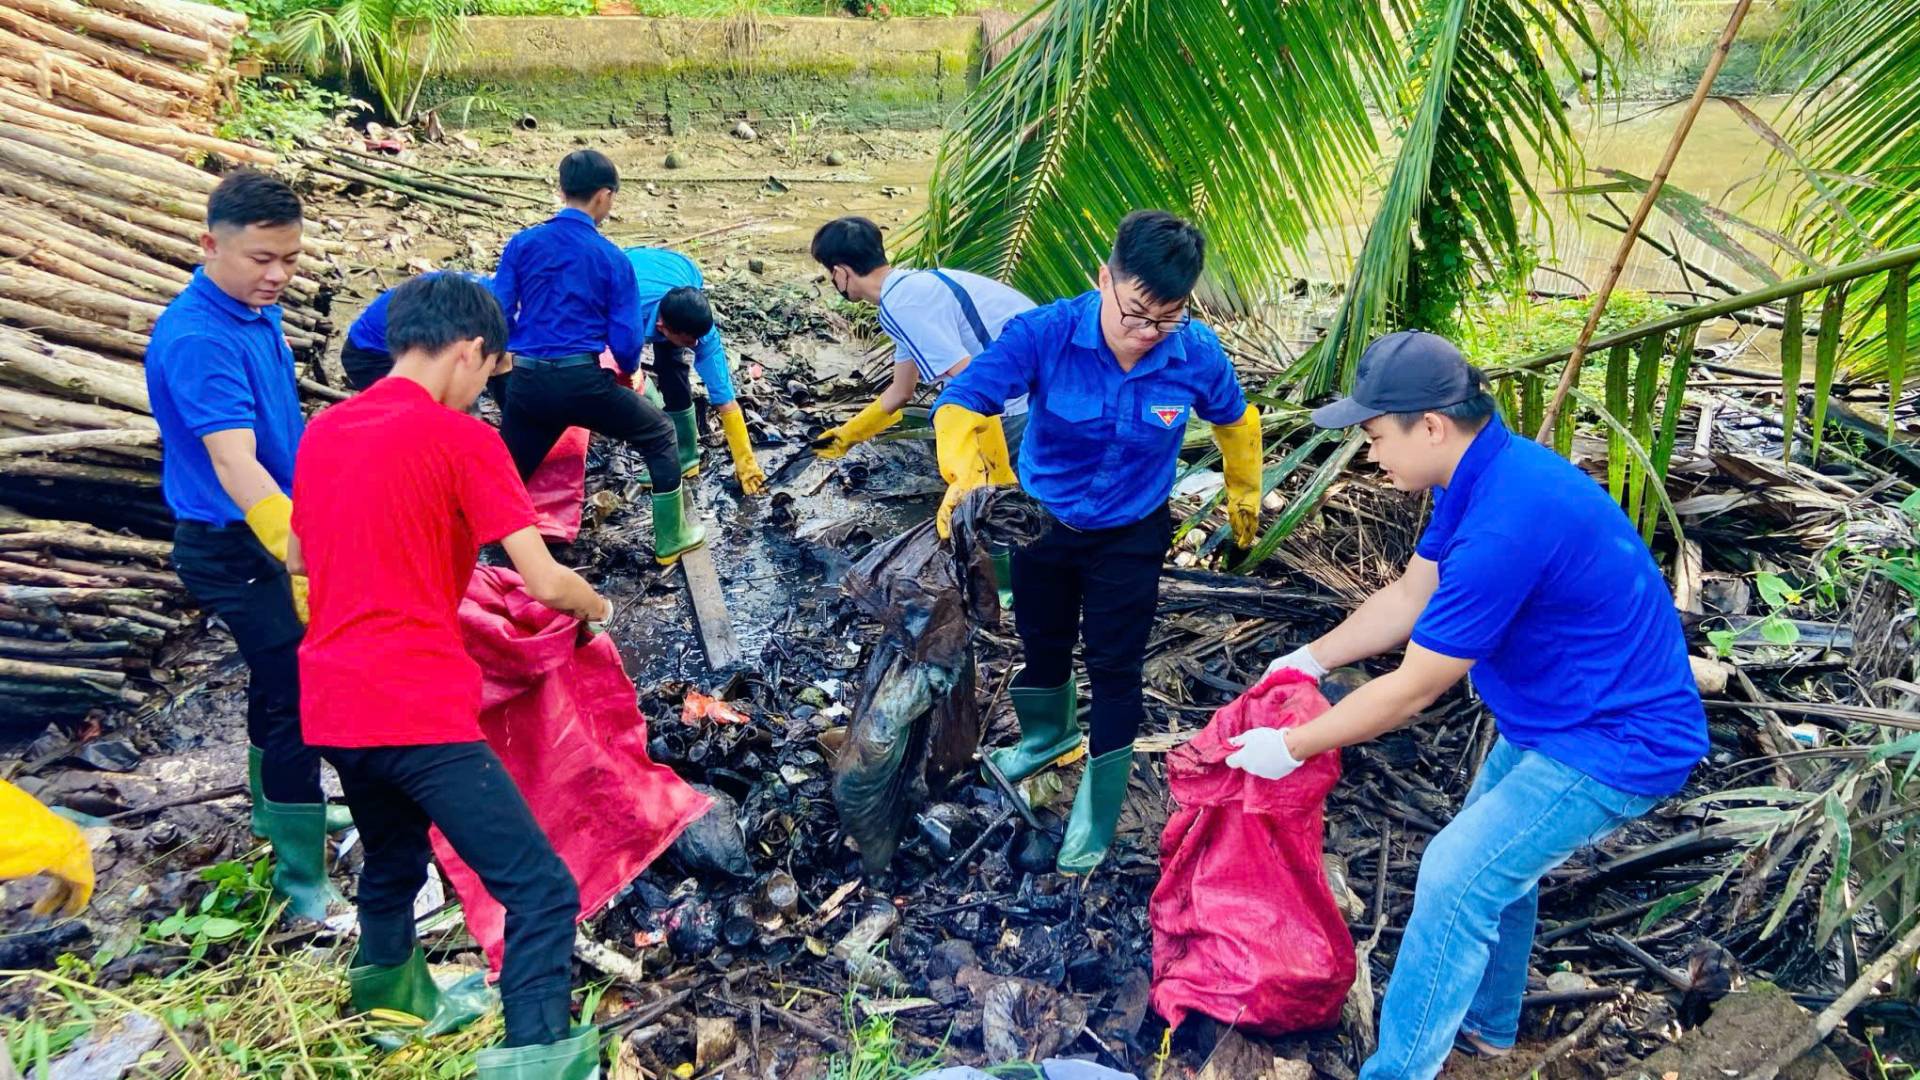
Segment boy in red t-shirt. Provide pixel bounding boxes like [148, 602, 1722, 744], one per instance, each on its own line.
[289, 274, 611, 1076]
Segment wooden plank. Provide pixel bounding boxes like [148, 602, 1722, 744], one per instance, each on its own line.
[678, 544, 741, 670]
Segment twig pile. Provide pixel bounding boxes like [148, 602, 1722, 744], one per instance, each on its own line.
[0, 0, 340, 718]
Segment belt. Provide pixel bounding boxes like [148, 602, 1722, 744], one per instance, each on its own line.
[512, 353, 600, 371]
[176, 519, 250, 535]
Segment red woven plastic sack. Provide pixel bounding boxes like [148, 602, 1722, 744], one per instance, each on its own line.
[1149, 669, 1355, 1035]
[528, 429, 589, 542]
[431, 565, 710, 973]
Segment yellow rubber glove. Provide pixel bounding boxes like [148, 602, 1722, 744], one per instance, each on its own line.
[0, 780, 94, 917]
[244, 493, 310, 624]
[719, 408, 767, 496]
[1213, 404, 1264, 549]
[813, 399, 903, 459]
[979, 414, 1017, 485]
[933, 404, 999, 539]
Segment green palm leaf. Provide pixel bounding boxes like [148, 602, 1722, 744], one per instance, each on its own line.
[1772, 0, 1920, 382]
[1305, 0, 1635, 392]
[913, 0, 1399, 308]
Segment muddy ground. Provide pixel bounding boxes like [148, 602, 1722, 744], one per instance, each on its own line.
[1, 123, 1895, 1079]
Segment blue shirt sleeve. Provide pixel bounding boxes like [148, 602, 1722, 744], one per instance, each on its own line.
[1189, 325, 1249, 424]
[692, 328, 735, 407]
[931, 308, 1041, 419]
[1411, 528, 1547, 660]
[164, 333, 257, 438]
[607, 248, 644, 373]
[490, 241, 522, 339]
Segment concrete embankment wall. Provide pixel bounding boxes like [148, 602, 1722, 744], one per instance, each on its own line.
[420, 15, 982, 131]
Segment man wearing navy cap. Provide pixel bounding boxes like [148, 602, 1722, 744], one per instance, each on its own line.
[1225, 331, 1707, 1078]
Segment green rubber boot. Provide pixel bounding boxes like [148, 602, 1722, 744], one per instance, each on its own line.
[352, 948, 495, 1043]
[350, 947, 441, 1020]
[475, 1025, 602, 1080]
[985, 676, 1080, 784]
[249, 746, 352, 837]
[987, 548, 1015, 613]
[255, 796, 346, 921]
[651, 488, 707, 566]
[667, 407, 702, 478]
[639, 378, 666, 411]
[1057, 744, 1135, 876]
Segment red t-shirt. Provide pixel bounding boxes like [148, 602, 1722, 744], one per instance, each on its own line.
[292, 377, 536, 747]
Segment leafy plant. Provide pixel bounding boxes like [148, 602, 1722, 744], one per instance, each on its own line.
[138, 856, 279, 966]
[1706, 570, 1807, 656]
[218, 76, 358, 150]
[274, 0, 471, 123]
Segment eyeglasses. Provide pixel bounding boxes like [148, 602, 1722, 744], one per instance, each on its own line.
[1118, 309, 1191, 335]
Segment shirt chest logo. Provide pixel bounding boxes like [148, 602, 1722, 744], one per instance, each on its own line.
[1150, 405, 1186, 428]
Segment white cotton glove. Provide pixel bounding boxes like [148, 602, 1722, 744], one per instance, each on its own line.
[1225, 728, 1304, 781]
[1265, 644, 1328, 681]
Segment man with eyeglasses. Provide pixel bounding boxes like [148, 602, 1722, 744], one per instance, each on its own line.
[927, 210, 1264, 874]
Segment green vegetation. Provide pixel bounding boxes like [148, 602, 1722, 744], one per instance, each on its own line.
[219, 76, 357, 150]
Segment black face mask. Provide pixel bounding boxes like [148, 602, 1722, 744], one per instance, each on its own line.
[832, 269, 852, 302]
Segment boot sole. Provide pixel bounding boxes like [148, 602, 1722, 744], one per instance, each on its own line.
[655, 538, 708, 566]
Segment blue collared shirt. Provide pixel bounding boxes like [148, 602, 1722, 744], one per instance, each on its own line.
[932, 290, 1248, 530]
[1411, 415, 1707, 795]
[345, 271, 490, 355]
[624, 247, 736, 406]
[491, 209, 642, 369]
[145, 268, 305, 525]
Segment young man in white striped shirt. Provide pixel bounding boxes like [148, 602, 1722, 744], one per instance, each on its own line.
[809, 216, 1036, 460]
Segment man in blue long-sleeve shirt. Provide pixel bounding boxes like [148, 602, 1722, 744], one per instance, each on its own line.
[623, 246, 765, 495]
[491, 150, 704, 565]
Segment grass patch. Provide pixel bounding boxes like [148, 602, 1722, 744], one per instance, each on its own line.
[2, 944, 505, 1078]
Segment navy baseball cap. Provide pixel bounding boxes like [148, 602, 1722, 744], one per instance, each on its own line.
[1311, 331, 1484, 428]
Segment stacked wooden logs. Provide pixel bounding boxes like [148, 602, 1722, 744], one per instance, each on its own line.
[0, 0, 339, 719]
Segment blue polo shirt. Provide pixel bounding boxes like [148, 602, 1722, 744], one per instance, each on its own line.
[345, 271, 490, 354]
[144, 269, 305, 526]
[624, 247, 736, 406]
[1411, 415, 1706, 795]
[932, 290, 1247, 530]
[491, 209, 642, 369]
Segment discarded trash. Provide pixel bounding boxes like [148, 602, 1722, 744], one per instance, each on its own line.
[34, 1012, 163, 1080]
[833, 906, 905, 989]
[831, 488, 1047, 871]
[668, 785, 755, 880]
[67, 738, 140, 773]
[957, 966, 1089, 1064]
[1150, 669, 1354, 1036]
[681, 690, 750, 726]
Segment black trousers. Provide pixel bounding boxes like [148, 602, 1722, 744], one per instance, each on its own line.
[498, 361, 680, 492]
[647, 342, 693, 413]
[1010, 507, 1170, 757]
[340, 343, 393, 392]
[171, 523, 322, 803]
[321, 741, 579, 1047]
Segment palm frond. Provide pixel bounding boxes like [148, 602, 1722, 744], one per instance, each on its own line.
[1304, 0, 1636, 392]
[1773, 0, 1920, 381]
[913, 0, 1399, 309]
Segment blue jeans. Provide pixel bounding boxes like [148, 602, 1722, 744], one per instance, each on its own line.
[1359, 738, 1659, 1080]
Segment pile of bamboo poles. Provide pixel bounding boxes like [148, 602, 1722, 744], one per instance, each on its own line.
[0, 0, 339, 718]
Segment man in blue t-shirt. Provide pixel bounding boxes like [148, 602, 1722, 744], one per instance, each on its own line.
[1225, 331, 1707, 1080]
[144, 170, 346, 921]
[929, 211, 1266, 875]
[621, 246, 765, 495]
[339, 270, 489, 391]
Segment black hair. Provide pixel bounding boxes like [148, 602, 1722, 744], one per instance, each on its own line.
[1390, 368, 1497, 432]
[559, 149, 620, 201]
[206, 169, 302, 231]
[809, 216, 888, 276]
[1109, 209, 1205, 304]
[657, 286, 714, 339]
[386, 272, 509, 359]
